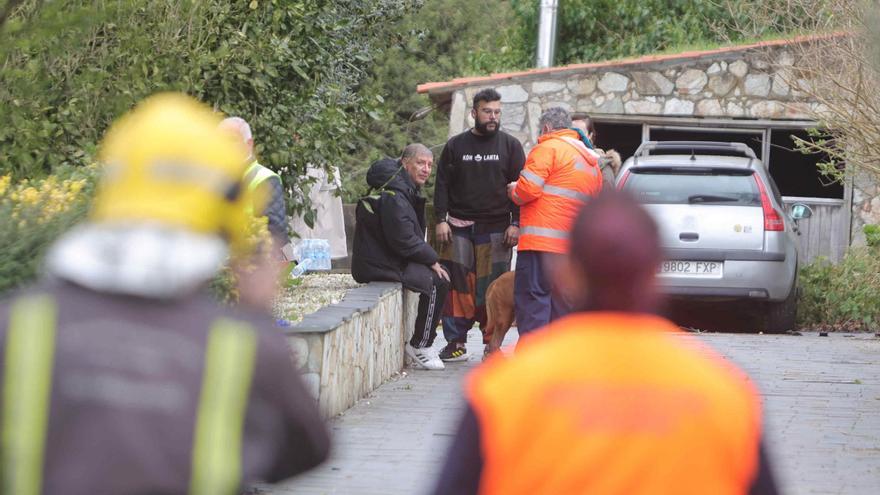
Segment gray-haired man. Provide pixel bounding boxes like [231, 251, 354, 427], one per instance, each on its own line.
[219, 117, 288, 246]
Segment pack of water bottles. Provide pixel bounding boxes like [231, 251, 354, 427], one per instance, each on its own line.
[294, 239, 332, 271]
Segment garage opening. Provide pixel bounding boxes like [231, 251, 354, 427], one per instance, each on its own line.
[648, 127, 764, 159]
[769, 129, 842, 199]
[582, 116, 849, 263]
[592, 122, 642, 161]
[590, 119, 843, 200]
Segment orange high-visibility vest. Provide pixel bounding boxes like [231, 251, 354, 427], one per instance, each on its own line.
[468, 312, 763, 495]
[511, 129, 603, 253]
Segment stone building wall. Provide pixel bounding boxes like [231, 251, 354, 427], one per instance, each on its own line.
[851, 170, 880, 246]
[446, 46, 815, 150]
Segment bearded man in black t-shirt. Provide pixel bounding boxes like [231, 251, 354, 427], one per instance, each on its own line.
[433, 88, 526, 362]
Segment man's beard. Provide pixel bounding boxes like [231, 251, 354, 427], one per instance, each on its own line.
[474, 120, 499, 136]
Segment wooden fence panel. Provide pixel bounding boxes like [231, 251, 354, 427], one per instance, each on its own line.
[783, 196, 848, 264]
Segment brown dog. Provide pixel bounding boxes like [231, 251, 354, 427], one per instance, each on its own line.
[483, 271, 516, 357]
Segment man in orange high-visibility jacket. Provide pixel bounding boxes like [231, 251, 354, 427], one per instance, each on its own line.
[431, 191, 780, 495]
[507, 107, 603, 336]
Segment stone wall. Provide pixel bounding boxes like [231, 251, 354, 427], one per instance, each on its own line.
[851, 170, 880, 246]
[285, 282, 418, 418]
[447, 46, 815, 150]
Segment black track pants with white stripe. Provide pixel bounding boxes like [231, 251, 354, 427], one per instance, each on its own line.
[410, 272, 450, 349]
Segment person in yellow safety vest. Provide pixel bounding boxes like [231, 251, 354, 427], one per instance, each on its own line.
[0, 94, 330, 495]
[219, 116, 289, 248]
[432, 191, 780, 495]
[219, 116, 290, 311]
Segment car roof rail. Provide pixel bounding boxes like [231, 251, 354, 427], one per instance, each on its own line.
[634, 141, 757, 159]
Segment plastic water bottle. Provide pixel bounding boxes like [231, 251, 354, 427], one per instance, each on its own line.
[314, 239, 331, 270]
[292, 239, 331, 271]
[302, 241, 314, 264]
[289, 257, 314, 279]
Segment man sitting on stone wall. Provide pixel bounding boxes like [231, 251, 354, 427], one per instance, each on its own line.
[351, 144, 451, 370]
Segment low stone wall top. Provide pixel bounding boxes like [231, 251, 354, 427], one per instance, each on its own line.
[285, 282, 417, 418]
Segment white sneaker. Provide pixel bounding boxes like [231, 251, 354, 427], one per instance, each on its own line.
[405, 343, 445, 370]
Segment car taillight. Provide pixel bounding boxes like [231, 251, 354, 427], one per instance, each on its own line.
[754, 175, 784, 231]
[617, 169, 631, 190]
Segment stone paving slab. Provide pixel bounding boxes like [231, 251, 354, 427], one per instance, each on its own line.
[261, 330, 880, 495]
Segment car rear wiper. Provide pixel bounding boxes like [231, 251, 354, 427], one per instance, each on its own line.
[687, 194, 740, 203]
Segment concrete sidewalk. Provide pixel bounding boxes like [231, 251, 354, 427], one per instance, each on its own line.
[262, 330, 880, 495]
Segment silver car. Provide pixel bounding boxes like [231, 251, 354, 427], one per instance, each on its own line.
[616, 141, 812, 332]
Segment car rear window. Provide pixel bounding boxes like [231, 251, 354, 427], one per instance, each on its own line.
[623, 168, 760, 206]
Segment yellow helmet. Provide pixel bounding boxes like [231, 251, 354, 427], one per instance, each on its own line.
[92, 93, 251, 253]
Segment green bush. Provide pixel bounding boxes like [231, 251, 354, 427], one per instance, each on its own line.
[798, 234, 880, 331]
[865, 224, 880, 247]
[1, 0, 419, 217]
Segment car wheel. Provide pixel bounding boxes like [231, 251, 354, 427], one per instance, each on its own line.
[763, 283, 797, 334]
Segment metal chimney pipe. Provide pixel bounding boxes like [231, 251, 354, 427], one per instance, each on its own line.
[536, 0, 559, 68]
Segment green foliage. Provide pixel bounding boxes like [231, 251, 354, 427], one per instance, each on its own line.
[508, 0, 753, 65]
[798, 245, 880, 331]
[208, 264, 240, 306]
[283, 263, 304, 289]
[864, 224, 880, 247]
[1, 0, 419, 216]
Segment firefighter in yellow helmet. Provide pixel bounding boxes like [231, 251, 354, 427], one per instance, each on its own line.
[0, 93, 329, 495]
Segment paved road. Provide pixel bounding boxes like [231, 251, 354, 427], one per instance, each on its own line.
[260, 329, 880, 495]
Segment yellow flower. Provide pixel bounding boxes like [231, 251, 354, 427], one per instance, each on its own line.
[2, 171, 93, 227]
[68, 180, 85, 194]
[0, 175, 10, 196]
[19, 187, 39, 205]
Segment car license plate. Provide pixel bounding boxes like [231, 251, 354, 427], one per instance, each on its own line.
[658, 260, 722, 277]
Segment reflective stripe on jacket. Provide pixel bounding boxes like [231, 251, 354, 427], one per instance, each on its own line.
[511, 129, 603, 253]
[244, 161, 289, 240]
[245, 161, 281, 193]
[467, 312, 763, 495]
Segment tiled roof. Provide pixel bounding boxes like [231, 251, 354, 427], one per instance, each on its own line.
[417, 32, 845, 96]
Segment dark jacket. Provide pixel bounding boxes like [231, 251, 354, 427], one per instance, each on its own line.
[0, 279, 330, 495]
[261, 175, 288, 241]
[351, 158, 438, 294]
